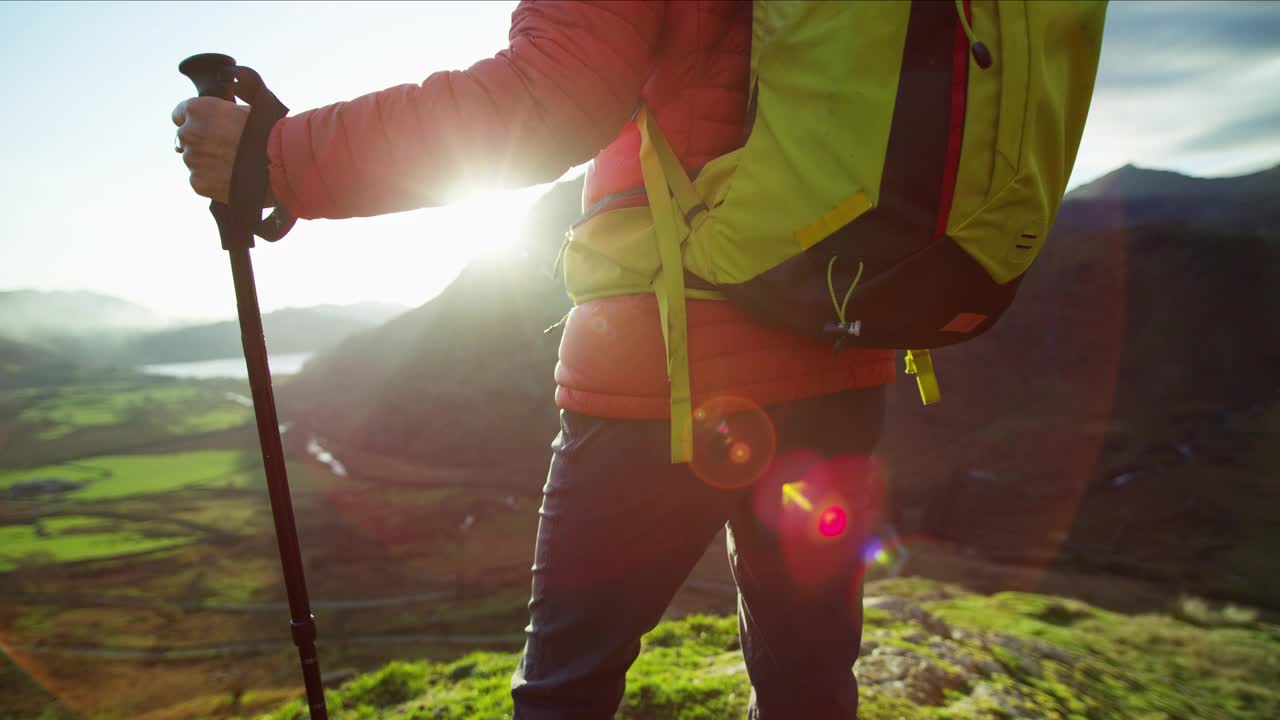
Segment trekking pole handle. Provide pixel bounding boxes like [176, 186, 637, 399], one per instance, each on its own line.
[178, 53, 296, 246]
[178, 52, 237, 101]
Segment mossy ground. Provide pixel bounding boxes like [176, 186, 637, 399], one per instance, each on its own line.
[249, 577, 1280, 720]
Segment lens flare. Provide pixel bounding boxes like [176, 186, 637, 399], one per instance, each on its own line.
[0, 638, 78, 716]
[859, 527, 916, 581]
[818, 506, 847, 537]
[689, 395, 776, 490]
[589, 314, 616, 338]
[755, 451, 888, 588]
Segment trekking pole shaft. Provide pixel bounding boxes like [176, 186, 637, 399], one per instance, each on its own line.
[180, 52, 327, 718]
[228, 247, 328, 720]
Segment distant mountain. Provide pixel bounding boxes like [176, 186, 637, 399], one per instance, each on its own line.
[122, 303, 408, 364]
[0, 290, 167, 340]
[0, 287, 406, 368]
[281, 178, 581, 469]
[1055, 163, 1280, 237]
[1066, 163, 1279, 200]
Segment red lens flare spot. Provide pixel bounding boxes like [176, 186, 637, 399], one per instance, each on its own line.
[689, 395, 777, 490]
[818, 506, 847, 537]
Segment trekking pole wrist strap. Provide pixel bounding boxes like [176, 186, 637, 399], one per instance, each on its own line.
[223, 65, 296, 248]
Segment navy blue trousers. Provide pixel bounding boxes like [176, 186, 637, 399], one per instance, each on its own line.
[511, 386, 886, 719]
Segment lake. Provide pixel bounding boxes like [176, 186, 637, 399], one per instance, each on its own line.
[139, 351, 314, 379]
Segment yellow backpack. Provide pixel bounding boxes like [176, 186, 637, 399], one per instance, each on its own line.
[562, 0, 1108, 462]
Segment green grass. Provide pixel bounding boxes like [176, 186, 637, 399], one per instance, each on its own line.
[249, 580, 1280, 720]
[927, 591, 1280, 719]
[0, 450, 251, 499]
[18, 385, 197, 438]
[173, 405, 254, 435]
[0, 462, 104, 489]
[14, 382, 251, 440]
[0, 515, 192, 571]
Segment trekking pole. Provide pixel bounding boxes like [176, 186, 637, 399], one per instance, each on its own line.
[178, 53, 328, 720]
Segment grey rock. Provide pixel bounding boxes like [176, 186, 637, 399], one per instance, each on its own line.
[855, 646, 966, 706]
[864, 595, 953, 639]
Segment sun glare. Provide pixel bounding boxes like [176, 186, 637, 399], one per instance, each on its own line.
[434, 183, 555, 262]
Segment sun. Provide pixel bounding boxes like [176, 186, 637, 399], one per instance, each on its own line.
[433, 183, 554, 261]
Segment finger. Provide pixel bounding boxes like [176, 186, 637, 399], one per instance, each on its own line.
[171, 98, 192, 127]
[176, 124, 199, 149]
[188, 96, 236, 116]
[182, 149, 217, 172]
[189, 173, 210, 199]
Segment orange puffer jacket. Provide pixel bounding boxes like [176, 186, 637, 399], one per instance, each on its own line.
[267, 0, 895, 420]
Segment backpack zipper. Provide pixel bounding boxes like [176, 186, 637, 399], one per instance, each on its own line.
[954, 0, 993, 69]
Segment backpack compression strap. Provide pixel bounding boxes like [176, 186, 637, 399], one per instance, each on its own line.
[905, 349, 941, 405]
[637, 106, 705, 463]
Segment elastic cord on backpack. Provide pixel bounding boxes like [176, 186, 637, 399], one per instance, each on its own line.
[826, 256, 864, 327]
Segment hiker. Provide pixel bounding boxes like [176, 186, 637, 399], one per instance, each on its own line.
[173, 2, 1105, 717]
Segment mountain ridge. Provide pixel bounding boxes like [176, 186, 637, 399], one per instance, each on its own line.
[1066, 161, 1280, 200]
[121, 303, 408, 364]
[0, 289, 169, 340]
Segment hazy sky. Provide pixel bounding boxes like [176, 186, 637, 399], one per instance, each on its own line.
[2, 1, 1278, 322]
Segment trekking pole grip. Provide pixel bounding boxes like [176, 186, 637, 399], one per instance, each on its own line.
[178, 53, 296, 248]
[178, 52, 237, 100]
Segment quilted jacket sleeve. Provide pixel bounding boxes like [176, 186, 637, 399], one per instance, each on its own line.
[267, 1, 665, 220]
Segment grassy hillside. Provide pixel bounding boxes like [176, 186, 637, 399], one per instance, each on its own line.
[0, 336, 83, 390]
[240, 578, 1279, 720]
[880, 217, 1280, 606]
[279, 178, 580, 470]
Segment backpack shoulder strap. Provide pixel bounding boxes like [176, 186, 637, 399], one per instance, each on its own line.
[637, 106, 698, 462]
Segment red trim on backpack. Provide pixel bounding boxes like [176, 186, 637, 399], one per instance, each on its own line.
[934, 0, 972, 240]
[941, 312, 988, 333]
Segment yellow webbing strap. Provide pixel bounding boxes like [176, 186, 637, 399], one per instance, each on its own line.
[904, 349, 942, 405]
[637, 107, 696, 463]
[642, 107, 705, 226]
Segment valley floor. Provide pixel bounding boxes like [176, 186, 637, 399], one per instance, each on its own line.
[4, 376, 1277, 720]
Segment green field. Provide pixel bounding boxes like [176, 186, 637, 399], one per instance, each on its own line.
[1, 376, 548, 720]
[0, 450, 251, 500]
[0, 516, 192, 571]
[16, 383, 251, 440]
